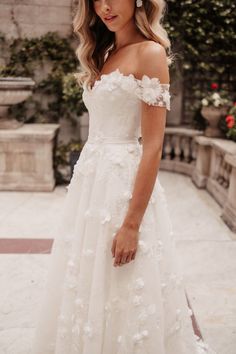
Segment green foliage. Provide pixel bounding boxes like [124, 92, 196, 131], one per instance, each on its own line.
[0, 31, 87, 184]
[0, 31, 86, 124]
[165, 0, 235, 74]
[62, 73, 85, 118]
[165, 0, 235, 125]
[54, 140, 84, 184]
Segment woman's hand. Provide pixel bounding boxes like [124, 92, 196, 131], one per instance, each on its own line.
[111, 225, 139, 267]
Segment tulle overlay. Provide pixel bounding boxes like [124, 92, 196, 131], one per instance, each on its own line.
[32, 69, 216, 354]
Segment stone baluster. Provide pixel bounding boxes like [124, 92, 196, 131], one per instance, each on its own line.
[174, 135, 181, 161]
[224, 162, 231, 189]
[217, 156, 225, 185]
[182, 136, 191, 163]
[191, 139, 197, 165]
[164, 135, 172, 160]
[213, 151, 221, 181]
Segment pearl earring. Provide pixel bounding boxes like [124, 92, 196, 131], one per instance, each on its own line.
[136, 0, 143, 7]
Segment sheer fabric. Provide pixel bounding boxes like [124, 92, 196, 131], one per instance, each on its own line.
[32, 68, 216, 354]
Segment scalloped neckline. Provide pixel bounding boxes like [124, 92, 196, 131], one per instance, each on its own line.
[88, 68, 139, 91]
[85, 68, 169, 92]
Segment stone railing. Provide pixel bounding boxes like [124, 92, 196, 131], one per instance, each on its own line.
[192, 136, 236, 232]
[160, 127, 203, 175]
[160, 127, 236, 232]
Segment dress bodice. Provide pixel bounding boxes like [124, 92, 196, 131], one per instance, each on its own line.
[82, 68, 171, 143]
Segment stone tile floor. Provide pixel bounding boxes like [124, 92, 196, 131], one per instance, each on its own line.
[0, 170, 235, 353]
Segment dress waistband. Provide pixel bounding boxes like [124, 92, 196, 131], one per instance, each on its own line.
[86, 136, 139, 144]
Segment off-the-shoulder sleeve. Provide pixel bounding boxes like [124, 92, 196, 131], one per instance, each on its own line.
[135, 75, 171, 110]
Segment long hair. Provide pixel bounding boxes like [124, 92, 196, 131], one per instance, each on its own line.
[73, 0, 173, 89]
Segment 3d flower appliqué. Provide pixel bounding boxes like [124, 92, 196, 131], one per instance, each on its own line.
[134, 277, 145, 290]
[83, 323, 93, 338]
[137, 309, 148, 322]
[138, 240, 149, 255]
[127, 145, 136, 153]
[75, 297, 84, 308]
[132, 329, 149, 345]
[135, 75, 171, 110]
[82, 249, 94, 257]
[100, 208, 112, 224]
[120, 73, 137, 92]
[133, 295, 143, 306]
[123, 190, 132, 200]
[147, 303, 157, 315]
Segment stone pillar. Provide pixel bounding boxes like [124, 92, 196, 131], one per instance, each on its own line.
[222, 154, 236, 232]
[0, 123, 60, 191]
[192, 136, 212, 188]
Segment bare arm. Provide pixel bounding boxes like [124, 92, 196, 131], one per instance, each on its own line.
[111, 43, 170, 267]
[122, 43, 169, 230]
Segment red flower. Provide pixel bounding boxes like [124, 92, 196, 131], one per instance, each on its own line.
[227, 120, 235, 129]
[234, 102, 236, 106]
[211, 83, 218, 90]
[226, 115, 234, 122]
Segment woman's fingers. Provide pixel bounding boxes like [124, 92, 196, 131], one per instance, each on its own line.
[114, 249, 122, 266]
[112, 236, 137, 266]
[126, 252, 133, 263]
[120, 252, 129, 265]
[116, 251, 136, 266]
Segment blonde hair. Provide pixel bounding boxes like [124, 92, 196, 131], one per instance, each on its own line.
[73, 0, 174, 89]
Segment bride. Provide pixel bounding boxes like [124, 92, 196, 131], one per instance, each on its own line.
[32, 0, 216, 353]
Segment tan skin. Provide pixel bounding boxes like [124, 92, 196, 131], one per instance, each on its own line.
[92, 0, 170, 267]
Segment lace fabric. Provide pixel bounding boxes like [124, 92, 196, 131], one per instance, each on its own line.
[31, 68, 217, 354]
[135, 74, 170, 109]
[84, 68, 171, 110]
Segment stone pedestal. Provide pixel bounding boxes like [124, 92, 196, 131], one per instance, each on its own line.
[222, 154, 236, 232]
[192, 136, 213, 188]
[0, 123, 60, 191]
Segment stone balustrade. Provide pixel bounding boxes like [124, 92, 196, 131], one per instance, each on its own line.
[160, 127, 236, 232]
[192, 136, 236, 232]
[160, 127, 203, 175]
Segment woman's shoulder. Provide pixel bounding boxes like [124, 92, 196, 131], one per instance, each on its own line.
[135, 41, 169, 84]
[131, 40, 165, 60]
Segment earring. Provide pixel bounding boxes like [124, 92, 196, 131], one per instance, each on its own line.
[136, 0, 143, 7]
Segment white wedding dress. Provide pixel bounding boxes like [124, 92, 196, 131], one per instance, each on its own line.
[32, 68, 216, 354]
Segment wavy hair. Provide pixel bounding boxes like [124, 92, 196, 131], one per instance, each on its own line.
[73, 0, 173, 89]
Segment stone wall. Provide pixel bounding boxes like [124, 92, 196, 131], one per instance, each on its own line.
[0, 0, 73, 39]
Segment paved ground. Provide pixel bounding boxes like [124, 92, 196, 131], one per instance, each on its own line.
[0, 170, 235, 353]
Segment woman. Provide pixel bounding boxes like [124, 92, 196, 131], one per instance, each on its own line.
[32, 0, 215, 353]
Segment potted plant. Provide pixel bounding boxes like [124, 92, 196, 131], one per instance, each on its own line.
[0, 76, 35, 129]
[200, 82, 230, 138]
